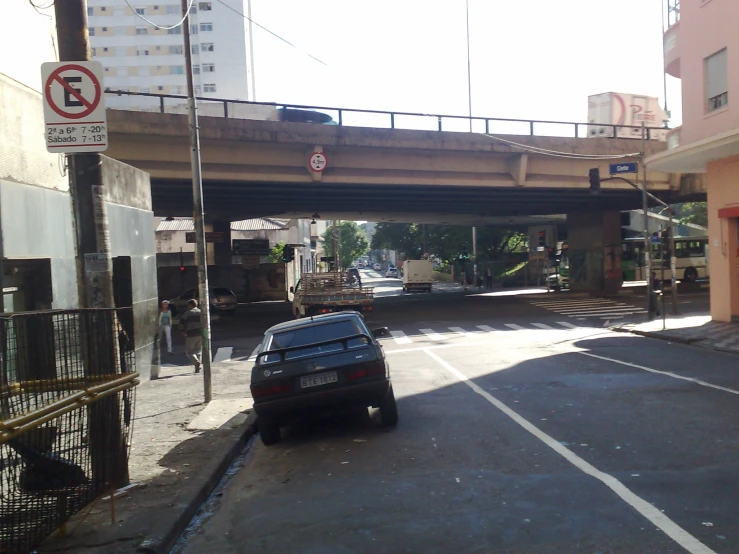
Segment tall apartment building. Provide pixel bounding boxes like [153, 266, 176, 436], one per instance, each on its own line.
[87, 0, 253, 110]
[647, 0, 739, 322]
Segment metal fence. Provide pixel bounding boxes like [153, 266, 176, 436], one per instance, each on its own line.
[103, 89, 666, 140]
[0, 309, 138, 553]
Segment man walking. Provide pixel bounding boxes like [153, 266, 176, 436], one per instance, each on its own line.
[179, 299, 202, 373]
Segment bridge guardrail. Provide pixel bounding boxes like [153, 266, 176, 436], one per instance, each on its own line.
[103, 89, 667, 140]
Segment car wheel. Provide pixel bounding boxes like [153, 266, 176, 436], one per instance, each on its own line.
[259, 416, 281, 445]
[379, 385, 399, 427]
[683, 267, 698, 283]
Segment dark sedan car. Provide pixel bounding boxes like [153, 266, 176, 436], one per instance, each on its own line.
[250, 312, 398, 445]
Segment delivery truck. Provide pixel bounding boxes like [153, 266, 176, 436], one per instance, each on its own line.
[402, 260, 434, 293]
[587, 93, 669, 141]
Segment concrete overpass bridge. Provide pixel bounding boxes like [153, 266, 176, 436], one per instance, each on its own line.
[103, 93, 682, 226]
[102, 93, 701, 294]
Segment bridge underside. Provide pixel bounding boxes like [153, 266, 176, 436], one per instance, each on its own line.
[153, 178, 667, 225]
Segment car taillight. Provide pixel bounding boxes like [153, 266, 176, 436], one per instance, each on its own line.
[363, 306, 373, 312]
[320, 308, 332, 314]
[251, 380, 291, 398]
[347, 364, 385, 381]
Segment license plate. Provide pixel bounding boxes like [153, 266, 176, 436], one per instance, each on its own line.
[300, 371, 338, 389]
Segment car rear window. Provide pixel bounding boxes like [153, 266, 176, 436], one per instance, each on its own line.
[211, 288, 233, 296]
[264, 320, 368, 362]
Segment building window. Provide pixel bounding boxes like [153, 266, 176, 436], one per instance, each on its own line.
[169, 45, 183, 55]
[170, 65, 184, 75]
[194, 85, 201, 95]
[190, 24, 198, 35]
[191, 45, 200, 55]
[87, 7, 93, 16]
[139, 66, 151, 76]
[136, 8, 146, 15]
[91, 47, 97, 56]
[202, 63, 215, 73]
[158, 85, 164, 91]
[103, 47, 109, 52]
[117, 67, 129, 77]
[141, 86, 150, 93]
[201, 42, 214, 52]
[136, 26, 148, 35]
[190, 5, 197, 13]
[192, 65, 200, 74]
[200, 22, 213, 32]
[89, 27, 95, 36]
[166, 5, 179, 14]
[203, 83, 216, 93]
[172, 85, 185, 95]
[102, 26, 108, 32]
[116, 46, 127, 56]
[101, 6, 107, 11]
[114, 7, 125, 16]
[706, 48, 728, 112]
[199, 2, 212, 10]
[115, 26, 126, 36]
[137, 47, 149, 56]
[167, 27, 182, 35]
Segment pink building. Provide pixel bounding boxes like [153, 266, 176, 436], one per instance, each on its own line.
[647, 0, 739, 322]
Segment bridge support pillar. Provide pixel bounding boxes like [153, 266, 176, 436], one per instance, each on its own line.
[213, 220, 232, 266]
[566, 211, 623, 294]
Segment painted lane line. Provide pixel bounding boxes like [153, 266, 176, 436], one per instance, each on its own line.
[389, 330, 412, 345]
[558, 306, 640, 314]
[530, 300, 623, 307]
[477, 325, 498, 333]
[424, 349, 717, 554]
[448, 326, 475, 338]
[531, 323, 556, 330]
[557, 321, 580, 329]
[213, 346, 233, 363]
[504, 324, 527, 331]
[564, 312, 647, 318]
[419, 328, 445, 341]
[577, 351, 739, 396]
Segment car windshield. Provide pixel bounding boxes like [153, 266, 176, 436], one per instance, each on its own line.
[263, 320, 368, 362]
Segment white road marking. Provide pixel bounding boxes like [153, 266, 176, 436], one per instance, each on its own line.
[213, 347, 233, 363]
[577, 351, 739, 396]
[448, 326, 475, 338]
[564, 311, 647, 318]
[419, 328, 445, 341]
[476, 325, 497, 333]
[504, 324, 526, 330]
[559, 306, 642, 314]
[531, 323, 555, 330]
[557, 321, 580, 329]
[389, 330, 412, 345]
[424, 349, 717, 554]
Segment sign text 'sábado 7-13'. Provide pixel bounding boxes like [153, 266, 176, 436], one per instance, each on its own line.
[41, 61, 108, 154]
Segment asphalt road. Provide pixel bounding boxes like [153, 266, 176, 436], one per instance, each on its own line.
[175, 287, 734, 554]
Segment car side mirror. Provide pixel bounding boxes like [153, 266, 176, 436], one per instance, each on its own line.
[289, 286, 295, 294]
[372, 327, 389, 338]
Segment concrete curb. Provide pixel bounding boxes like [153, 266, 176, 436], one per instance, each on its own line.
[614, 327, 739, 354]
[136, 411, 258, 554]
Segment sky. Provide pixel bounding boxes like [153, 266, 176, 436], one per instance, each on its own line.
[246, 0, 682, 129]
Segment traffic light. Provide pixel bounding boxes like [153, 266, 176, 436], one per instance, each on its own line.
[281, 245, 295, 263]
[589, 168, 601, 193]
[538, 230, 546, 247]
[179, 266, 185, 274]
[460, 250, 469, 260]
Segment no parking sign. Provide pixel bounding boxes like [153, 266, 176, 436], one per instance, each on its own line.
[41, 61, 108, 153]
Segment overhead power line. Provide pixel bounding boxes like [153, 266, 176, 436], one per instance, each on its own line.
[124, 0, 194, 30]
[213, 0, 327, 66]
[482, 133, 642, 160]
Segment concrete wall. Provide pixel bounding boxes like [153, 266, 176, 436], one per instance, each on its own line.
[706, 156, 739, 322]
[567, 211, 623, 294]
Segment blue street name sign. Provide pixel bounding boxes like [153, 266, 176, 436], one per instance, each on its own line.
[609, 162, 638, 175]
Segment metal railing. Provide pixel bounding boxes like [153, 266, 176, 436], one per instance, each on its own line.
[104, 89, 667, 140]
[0, 308, 138, 553]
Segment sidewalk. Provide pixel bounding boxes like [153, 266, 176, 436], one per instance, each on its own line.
[38, 353, 258, 554]
[613, 314, 739, 354]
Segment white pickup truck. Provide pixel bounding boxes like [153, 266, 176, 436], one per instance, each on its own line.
[291, 272, 374, 318]
[402, 260, 434, 293]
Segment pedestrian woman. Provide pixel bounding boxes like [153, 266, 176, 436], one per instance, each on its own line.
[158, 300, 173, 355]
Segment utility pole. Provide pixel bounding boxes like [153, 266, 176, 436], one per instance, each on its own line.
[182, 0, 212, 403]
[472, 226, 478, 289]
[332, 219, 338, 271]
[465, 0, 473, 132]
[53, 0, 128, 489]
[247, 0, 257, 101]
[641, 122, 654, 320]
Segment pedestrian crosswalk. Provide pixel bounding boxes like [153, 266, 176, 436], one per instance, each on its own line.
[384, 321, 586, 345]
[523, 295, 647, 320]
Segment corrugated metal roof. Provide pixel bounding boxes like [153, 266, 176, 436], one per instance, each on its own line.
[156, 217, 289, 232]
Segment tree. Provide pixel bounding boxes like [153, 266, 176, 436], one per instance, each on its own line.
[268, 242, 286, 263]
[371, 223, 423, 259]
[320, 222, 369, 270]
[674, 202, 708, 228]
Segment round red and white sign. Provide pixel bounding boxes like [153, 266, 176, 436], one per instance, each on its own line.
[309, 151, 328, 172]
[44, 63, 102, 120]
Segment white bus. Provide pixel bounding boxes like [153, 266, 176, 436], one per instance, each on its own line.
[622, 236, 709, 283]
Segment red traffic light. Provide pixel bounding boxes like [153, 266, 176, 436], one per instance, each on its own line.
[179, 266, 185, 272]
